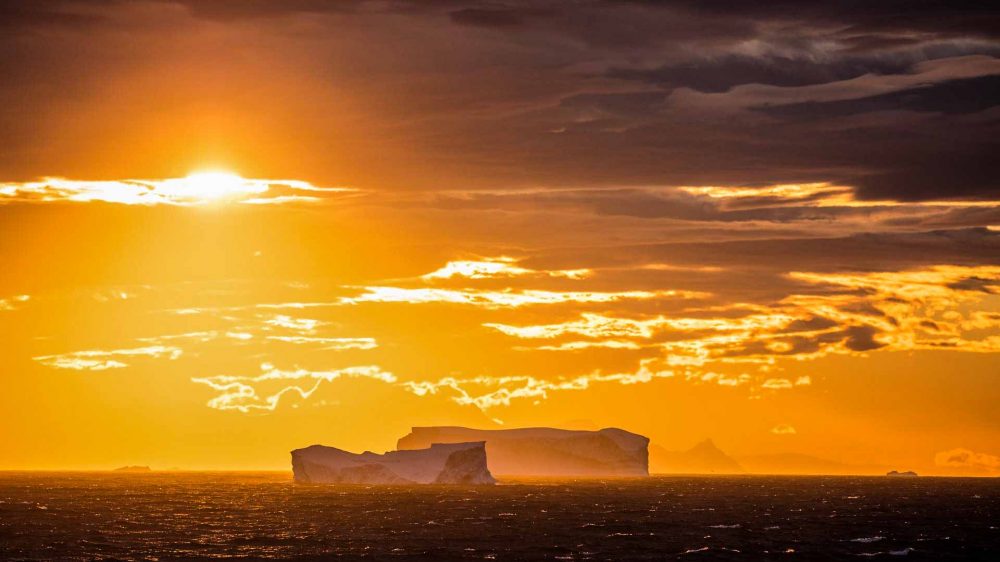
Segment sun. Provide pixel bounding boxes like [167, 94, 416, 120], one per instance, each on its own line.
[158, 170, 266, 202]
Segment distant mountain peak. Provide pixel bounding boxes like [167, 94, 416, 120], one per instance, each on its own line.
[649, 438, 744, 474]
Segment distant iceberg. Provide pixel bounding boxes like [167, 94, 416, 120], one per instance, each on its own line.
[886, 470, 919, 477]
[397, 426, 650, 477]
[291, 441, 495, 484]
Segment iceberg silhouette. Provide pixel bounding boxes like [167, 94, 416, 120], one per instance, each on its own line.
[291, 441, 495, 484]
[398, 426, 649, 477]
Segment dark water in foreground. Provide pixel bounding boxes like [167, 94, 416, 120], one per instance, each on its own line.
[0, 473, 997, 561]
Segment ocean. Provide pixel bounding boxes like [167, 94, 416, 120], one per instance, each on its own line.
[0, 472, 997, 560]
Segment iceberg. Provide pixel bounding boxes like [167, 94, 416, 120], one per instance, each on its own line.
[397, 426, 649, 477]
[112, 465, 152, 473]
[291, 441, 495, 484]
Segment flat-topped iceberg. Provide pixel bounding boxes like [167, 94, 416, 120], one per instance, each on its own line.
[397, 426, 650, 477]
[291, 441, 495, 484]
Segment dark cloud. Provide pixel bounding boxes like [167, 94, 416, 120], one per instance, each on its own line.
[449, 7, 540, 28]
[0, 0, 997, 203]
[165, 0, 365, 21]
[610, 55, 915, 93]
[851, 141, 999, 201]
[843, 324, 884, 351]
[426, 187, 1000, 226]
[558, 92, 666, 116]
[947, 276, 999, 293]
[630, 0, 1000, 40]
[782, 316, 839, 333]
[543, 228, 1000, 281]
[158, 0, 1000, 42]
[0, 0, 115, 28]
[757, 75, 1000, 118]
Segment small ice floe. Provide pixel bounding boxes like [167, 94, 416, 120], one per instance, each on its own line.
[680, 546, 710, 555]
[709, 524, 741, 529]
[851, 536, 886, 543]
[890, 548, 914, 556]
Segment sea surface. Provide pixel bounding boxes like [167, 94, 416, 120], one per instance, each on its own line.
[0, 472, 997, 561]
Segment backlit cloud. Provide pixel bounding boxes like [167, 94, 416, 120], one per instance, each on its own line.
[34, 345, 183, 371]
[0, 173, 356, 206]
[421, 256, 592, 281]
[402, 362, 669, 411]
[192, 363, 397, 413]
[264, 336, 377, 350]
[474, 265, 1000, 399]
[0, 295, 30, 312]
[343, 286, 705, 308]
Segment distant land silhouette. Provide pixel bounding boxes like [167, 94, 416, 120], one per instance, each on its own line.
[649, 439, 744, 474]
[651, 441, 894, 475]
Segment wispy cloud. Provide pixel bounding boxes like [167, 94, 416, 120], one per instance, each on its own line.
[484, 266, 1000, 370]
[679, 183, 1000, 209]
[343, 286, 705, 308]
[0, 173, 356, 206]
[761, 377, 812, 390]
[192, 363, 396, 413]
[0, 294, 30, 312]
[934, 448, 1000, 475]
[403, 361, 670, 410]
[421, 256, 591, 281]
[263, 315, 325, 333]
[264, 336, 377, 350]
[486, 311, 791, 340]
[771, 424, 797, 435]
[26, 263, 1000, 414]
[34, 346, 183, 371]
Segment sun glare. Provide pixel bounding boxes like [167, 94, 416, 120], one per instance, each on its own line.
[159, 171, 263, 201]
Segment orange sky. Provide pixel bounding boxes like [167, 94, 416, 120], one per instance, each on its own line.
[0, 1, 998, 475]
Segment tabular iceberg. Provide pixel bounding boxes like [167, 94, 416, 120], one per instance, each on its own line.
[397, 427, 650, 477]
[291, 441, 495, 484]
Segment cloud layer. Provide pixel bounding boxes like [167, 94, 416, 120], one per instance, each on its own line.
[0, 1, 997, 199]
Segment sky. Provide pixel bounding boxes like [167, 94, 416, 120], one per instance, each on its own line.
[0, 0, 998, 475]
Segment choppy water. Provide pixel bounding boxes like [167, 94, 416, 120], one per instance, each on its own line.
[0, 472, 997, 561]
